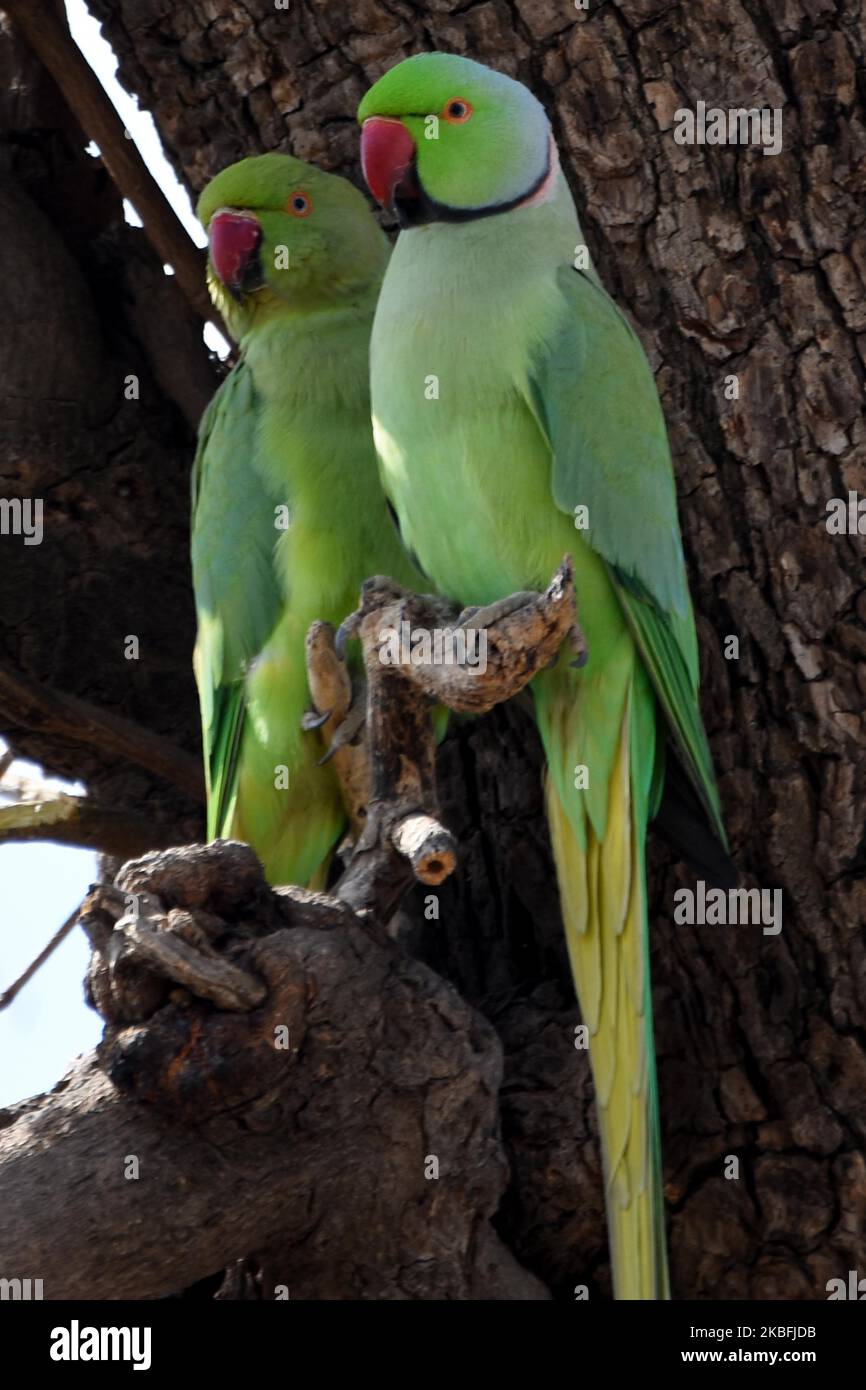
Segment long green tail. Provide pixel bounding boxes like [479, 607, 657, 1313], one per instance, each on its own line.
[539, 670, 669, 1299]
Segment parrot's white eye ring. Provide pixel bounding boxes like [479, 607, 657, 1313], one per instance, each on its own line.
[443, 97, 473, 124]
[287, 191, 313, 217]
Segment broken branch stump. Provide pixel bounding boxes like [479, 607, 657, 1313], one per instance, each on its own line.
[305, 558, 583, 920]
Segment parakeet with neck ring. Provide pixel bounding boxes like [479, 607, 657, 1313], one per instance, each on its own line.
[358, 54, 734, 1299]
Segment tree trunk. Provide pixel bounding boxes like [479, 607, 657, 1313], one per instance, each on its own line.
[1, 0, 864, 1299]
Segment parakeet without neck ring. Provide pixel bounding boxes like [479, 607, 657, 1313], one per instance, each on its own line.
[192, 153, 425, 888]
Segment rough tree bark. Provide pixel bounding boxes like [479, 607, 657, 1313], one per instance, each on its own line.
[1, 0, 864, 1300]
[0, 844, 546, 1301]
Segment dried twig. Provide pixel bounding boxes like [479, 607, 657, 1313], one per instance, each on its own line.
[0, 905, 81, 1012]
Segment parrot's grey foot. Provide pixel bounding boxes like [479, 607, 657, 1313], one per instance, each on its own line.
[317, 695, 366, 765]
[301, 707, 331, 732]
[456, 592, 539, 630]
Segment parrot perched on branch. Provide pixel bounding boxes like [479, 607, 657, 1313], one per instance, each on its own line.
[358, 54, 733, 1299]
[192, 153, 423, 888]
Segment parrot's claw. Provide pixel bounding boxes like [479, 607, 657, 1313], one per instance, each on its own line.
[317, 699, 367, 765]
[568, 623, 589, 669]
[334, 612, 361, 661]
[456, 592, 539, 630]
[301, 707, 331, 732]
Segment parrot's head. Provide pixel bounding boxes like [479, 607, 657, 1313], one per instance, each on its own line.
[196, 153, 390, 337]
[358, 53, 553, 229]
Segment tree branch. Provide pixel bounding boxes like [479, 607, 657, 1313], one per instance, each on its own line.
[0, 664, 204, 803]
[1, 0, 225, 337]
[0, 842, 548, 1300]
[0, 792, 186, 856]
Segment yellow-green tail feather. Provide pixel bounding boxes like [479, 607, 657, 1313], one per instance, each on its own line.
[545, 685, 669, 1299]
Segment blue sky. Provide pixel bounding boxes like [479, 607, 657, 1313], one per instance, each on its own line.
[0, 838, 101, 1106]
[0, 2, 214, 1108]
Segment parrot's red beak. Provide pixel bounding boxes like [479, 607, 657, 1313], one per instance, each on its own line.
[208, 209, 262, 296]
[361, 117, 418, 211]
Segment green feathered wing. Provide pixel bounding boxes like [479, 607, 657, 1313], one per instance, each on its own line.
[526, 267, 727, 1299]
[530, 266, 727, 845]
[191, 360, 282, 841]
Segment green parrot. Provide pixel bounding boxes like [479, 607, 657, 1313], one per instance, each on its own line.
[192, 153, 423, 888]
[358, 54, 733, 1299]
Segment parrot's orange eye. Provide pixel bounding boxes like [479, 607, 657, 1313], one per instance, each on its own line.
[287, 191, 313, 217]
[443, 97, 473, 124]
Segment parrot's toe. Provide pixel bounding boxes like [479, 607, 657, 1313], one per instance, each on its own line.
[457, 591, 539, 630]
[317, 700, 366, 765]
[301, 707, 331, 732]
